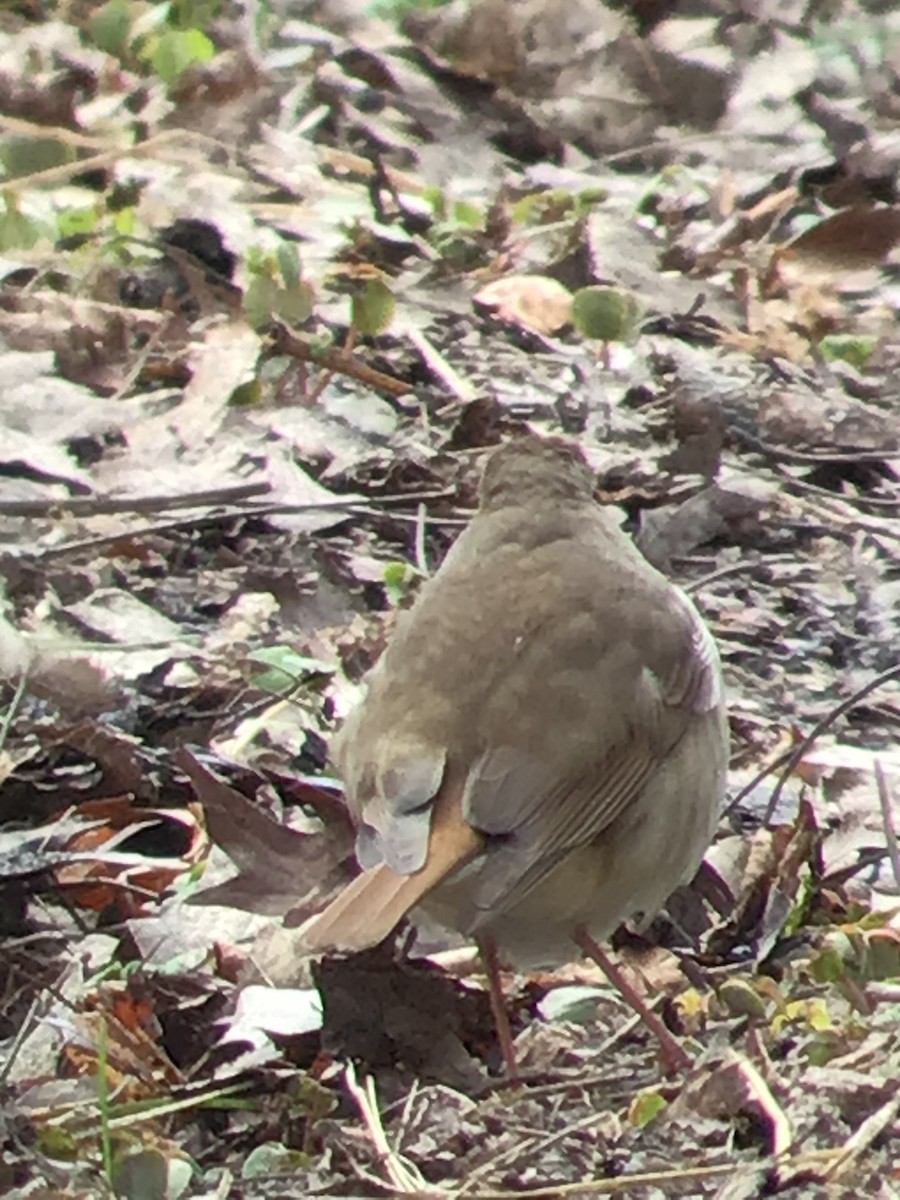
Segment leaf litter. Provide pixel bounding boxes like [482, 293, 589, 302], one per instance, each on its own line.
[0, 0, 898, 1195]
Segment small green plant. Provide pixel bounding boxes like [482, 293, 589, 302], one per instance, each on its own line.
[350, 276, 395, 336]
[366, 0, 452, 18]
[0, 192, 44, 250]
[248, 646, 335, 696]
[243, 242, 315, 330]
[510, 187, 606, 226]
[818, 333, 878, 370]
[571, 285, 643, 343]
[89, 0, 218, 87]
[383, 560, 423, 606]
[571, 284, 643, 365]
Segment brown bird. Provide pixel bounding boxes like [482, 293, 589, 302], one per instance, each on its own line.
[300, 435, 728, 1072]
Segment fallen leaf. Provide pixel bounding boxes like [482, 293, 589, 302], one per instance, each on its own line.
[779, 205, 900, 274]
[474, 274, 572, 335]
[182, 750, 356, 918]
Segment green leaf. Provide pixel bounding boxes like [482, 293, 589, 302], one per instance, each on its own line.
[351, 277, 395, 336]
[250, 647, 335, 676]
[571, 285, 642, 342]
[0, 194, 41, 251]
[422, 185, 447, 220]
[169, 0, 223, 30]
[112, 1148, 169, 1200]
[113, 206, 138, 237]
[819, 333, 878, 370]
[810, 931, 857, 984]
[248, 646, 334, 694]
[0, 135, 73, 180]
[90, 0, 133, 56]
[718, 978, 767, 1020]
[36, 1123, 80, 1161]
[243, 274, 280, 329]
[275, 280, 315, 326]
[629, 1089, 667, 1127]
[277, 240, 302, 290]
[383, 560, 420, 605]
[537, 984, 605, 1025]
[242, 1142, 310, 1179]
[151, 27, 215, 85]
[57, 205, 99, 239]
[228, 379, 261, 407]
[451, 199, 483, 228]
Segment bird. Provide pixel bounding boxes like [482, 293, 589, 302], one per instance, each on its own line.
[299, 434, 728, 1073]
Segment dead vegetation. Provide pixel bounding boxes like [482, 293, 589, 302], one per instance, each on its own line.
[0, 0, 898, 1195]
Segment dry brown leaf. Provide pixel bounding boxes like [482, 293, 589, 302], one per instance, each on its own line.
[181, 750, 356, 919]
[474, 274, 572, 335]
[779, 205, 900, 274]
[671, 1049, 793, 1155]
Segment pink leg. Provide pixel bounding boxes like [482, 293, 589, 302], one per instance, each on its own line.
[574, 925, 691, 1076]
[477, 937, 519, 1079]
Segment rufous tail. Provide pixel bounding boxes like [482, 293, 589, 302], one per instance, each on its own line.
[297, 787, 482, 953]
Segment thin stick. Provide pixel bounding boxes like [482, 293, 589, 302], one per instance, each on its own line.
[683, 555, 796, 594]
[5, 128, 226, 192]
[413, 503, 429, 576]
[407, 328, 477, 402]
[0, 667, 30, 755]
[448, 1147, 845, 1198]
[821, 1092, 900, 1181]
[272, 324, 412, 398]
[724, 743, 797, 817]
[0, 482, 270, 518]
[874, 758, 900, 892]
[763, 662, 900, 823]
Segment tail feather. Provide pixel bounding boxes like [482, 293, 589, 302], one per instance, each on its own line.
[299, 785, 482, 953]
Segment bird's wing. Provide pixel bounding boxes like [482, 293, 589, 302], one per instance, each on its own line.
[459, 588, 724, 920]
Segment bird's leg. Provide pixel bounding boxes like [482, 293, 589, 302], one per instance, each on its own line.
[574, 925, 691, 1076]
[477, 937, 519, 1079]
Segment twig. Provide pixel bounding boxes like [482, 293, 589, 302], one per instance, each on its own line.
[457, 1110, 617, 1195]
[724, 744, 797, 817]
[763, 662, 900, 823]
[575, 927, 691, 1075]
[407, 328, 477, 402]
[449, 1148, 846, 1198]
[874, 758, 900, 892]
[4, 128, 229, 192]
[800, 495, 900, 544]
[31, 491, 466, 559]
[476, 989, 668, 1101]
[776, 467, 900, 511]
[0, 482, 270, 518]
[110, 319, 173, 403]
[0, 666, 30, 755]
[413, 503, 429, 575]
[0, 113, 107, 148]
[394, 1079, 422, 1156]
[736, 431, 899, 466]
[683, 555, 796, 594]
[0, 990, 43, 1086]
[96, 1017, 114, 1185]
[821, 1093, 900, 1182]
[306, 325, 357, 406]
[271, 324, 412, 398]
